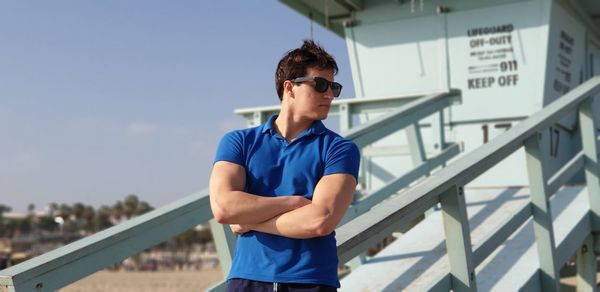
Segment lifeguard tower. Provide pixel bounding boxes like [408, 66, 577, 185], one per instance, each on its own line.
[2, 0, 600, 291]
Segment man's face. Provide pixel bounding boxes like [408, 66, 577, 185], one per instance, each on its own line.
[290, 67, 335, 121]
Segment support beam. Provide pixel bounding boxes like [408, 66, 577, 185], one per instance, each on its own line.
[209, 220, 237, 276]
[524, 133, 559, 291]
[439, 186, 477, 291]
[576, 234, 596, 292]
[406, 123, 428, 168]
[579, 98, 600, 230]
[339, 103, 352, 133]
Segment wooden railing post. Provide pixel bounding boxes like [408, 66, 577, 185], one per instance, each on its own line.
[407, 121, 437, 217]
[576, 234, 596, 292]
[524, 132, 559, 291]
[248, 111, 267, 127]
[577, 97, 600, 290]
[579, 97, 600, 230]
[431, 110, 446, 153]
[440, 185, 477, 291]
[406, 123, 428, 170]
[339, 103, 352, 133]
[208, 219, 237, 276]
[339, 102, 368, 270]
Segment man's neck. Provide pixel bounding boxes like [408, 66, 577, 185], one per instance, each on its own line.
[274, 112, 313, 142]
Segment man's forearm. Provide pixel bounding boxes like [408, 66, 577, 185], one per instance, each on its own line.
[211, 191, 310, 224]
[247, 174, 357, 239]
[210, 161, 311, 225]
[248, 203, 335, 239]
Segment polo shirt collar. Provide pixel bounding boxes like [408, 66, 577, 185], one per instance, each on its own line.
[261, 115, 327, 137]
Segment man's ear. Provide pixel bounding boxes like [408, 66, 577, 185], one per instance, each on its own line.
[283, 80, 295, 98]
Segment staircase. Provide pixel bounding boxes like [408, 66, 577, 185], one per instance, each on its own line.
[1, 77, 600, 291]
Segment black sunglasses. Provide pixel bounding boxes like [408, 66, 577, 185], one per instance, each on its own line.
[291, 76, 343, 98]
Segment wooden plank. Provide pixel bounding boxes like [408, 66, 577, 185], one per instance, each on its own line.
[233, 90, 449, 115]
[430, 111, 446, 154]
[439, 186, 477, 291]
[345, 92, 458, 148]
[555, 212, 591, 271]
[209, 219, 237, 276]
[425, 273, 451, 292]
[406, 123, 428, 167]
[520, 270, 542, 292]
[335, 0, 363, 10]
[579, 98, 600, 230]
[576, 234, 596, 292]
[277, 0, 345, 36]
[337, 192, 438, 264]
[524, 133, 559, 291]
[338, 103, 352, 132]
[546, 151, 584, 195]
[472, 202, 532, 266]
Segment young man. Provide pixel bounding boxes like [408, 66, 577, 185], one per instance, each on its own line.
[209, 40, 360, 291]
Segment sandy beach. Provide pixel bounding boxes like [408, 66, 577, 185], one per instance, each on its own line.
[59, 269, 223, 292]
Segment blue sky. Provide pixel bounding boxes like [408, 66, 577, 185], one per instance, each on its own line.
[0, 1, 355, 212]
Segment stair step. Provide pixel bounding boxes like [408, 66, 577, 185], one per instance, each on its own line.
[340, 186, 589, 291]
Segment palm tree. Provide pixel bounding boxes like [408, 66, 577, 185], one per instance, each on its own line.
[58, 203, 74, 233]
[72, 202, 85, 221]
[82, 205, 96, 233]
[111, 194, 153, 223]
[123, 194, 140, 219]
[0, 204, 12, 237]
[94, 205, 113, 232]
[0, 204, 11, 222]
[136, 201, 153, 215]
[37, 216, 58, 232]
[58, 204, 72, 220]
[123, 194, 153, 219]
[49, 203, 59, 217]
[26, 203, 37, 234]
[112, 201, 124, 223]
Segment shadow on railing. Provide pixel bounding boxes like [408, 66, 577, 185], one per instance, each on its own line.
[0, 90, 461, 292]
[335, 76, 600, 291]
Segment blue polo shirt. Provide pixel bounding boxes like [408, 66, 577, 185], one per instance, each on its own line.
[214, 115, 360, 288]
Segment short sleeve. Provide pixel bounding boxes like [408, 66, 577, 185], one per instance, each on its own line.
[214, 131, 245, 166]
[323, 139, 360, 180]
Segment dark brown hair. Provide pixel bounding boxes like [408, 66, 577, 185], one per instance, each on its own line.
[275, 40, 338, 100]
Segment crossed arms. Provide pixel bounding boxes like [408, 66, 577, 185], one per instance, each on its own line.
[209, 161, 357, 239]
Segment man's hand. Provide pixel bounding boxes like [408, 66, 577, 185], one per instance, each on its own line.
[289, 195, 312, 208]
[230, 224, 251, 235]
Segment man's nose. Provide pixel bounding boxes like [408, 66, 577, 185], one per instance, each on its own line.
[323, 88, 334, 100]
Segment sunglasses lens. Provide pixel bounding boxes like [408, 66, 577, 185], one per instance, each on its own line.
[314, 78, 329, 93]
[297, 77, 342, 97]
[331, 83, 342, 97]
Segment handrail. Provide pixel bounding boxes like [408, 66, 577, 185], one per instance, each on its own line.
[343, 90, 460, 148]
[340, 143, 459, 225]
[234, 90, 451, 116]
[335, 76, 600, 290]
[0, 90, 461, 291]
[234, 89, 457, 132]
[0, 189, 212, 291]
